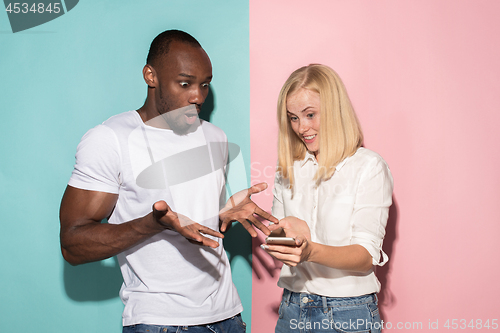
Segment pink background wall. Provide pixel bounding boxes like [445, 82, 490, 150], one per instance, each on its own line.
[250, 1, 500, 331]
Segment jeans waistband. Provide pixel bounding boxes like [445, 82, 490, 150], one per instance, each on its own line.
[282, 288, 378, 309]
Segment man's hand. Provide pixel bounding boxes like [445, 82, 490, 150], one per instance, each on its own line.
[153, 201, 223, 248]
[219, 182, 278, 237]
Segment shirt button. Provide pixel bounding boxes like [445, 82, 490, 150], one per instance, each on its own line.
[302, 297, 309, 303]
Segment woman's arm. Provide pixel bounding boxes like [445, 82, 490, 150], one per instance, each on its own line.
[263, 217, 372, 273]
[264, 154, 393, 273]
[297, 241, 372, 273]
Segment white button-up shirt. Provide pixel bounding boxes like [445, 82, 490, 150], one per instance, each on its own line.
[272, 147, 393, 297]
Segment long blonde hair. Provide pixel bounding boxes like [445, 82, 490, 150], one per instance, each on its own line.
[277, 64, 363, 188]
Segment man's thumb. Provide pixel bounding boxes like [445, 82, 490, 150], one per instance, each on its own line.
[153, 201, 169, 216]
[250, 182, 268, 194]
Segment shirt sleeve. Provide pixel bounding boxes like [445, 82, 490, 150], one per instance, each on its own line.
[350, 156, 394, 266]
[68, 124, 121, 194]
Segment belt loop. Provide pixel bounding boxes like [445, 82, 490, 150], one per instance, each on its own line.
[284, 289, 292, 305]
[322, 296, 328, 313]
[374, 293, 378, 304]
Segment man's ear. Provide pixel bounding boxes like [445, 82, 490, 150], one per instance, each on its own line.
[143, 64, 157, 88]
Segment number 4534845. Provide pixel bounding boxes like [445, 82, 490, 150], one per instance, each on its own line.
[444, 319, 498, 330]
[5, 3, 61, 14]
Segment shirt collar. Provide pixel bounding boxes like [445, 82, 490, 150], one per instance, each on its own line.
[300, 151, 317, 167]
[300, 150, 355, 171]
[335, 158, 348, 171]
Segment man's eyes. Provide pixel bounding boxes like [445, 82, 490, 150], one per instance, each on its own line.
[179, 82, 210, 88]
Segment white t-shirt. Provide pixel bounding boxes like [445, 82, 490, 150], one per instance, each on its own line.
[68, 111, 243, 326]
[272, 147, 393, 297]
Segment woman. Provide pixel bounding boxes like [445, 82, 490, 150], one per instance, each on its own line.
[263, 64, 393, 333]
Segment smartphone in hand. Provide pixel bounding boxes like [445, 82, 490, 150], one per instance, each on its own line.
[265, 236, 296, 246]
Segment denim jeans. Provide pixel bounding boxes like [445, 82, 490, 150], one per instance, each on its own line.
[275, 289, 381, 333]
[122, 314, 246, 333]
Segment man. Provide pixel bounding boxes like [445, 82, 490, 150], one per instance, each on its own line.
[60, 29, 276, 333]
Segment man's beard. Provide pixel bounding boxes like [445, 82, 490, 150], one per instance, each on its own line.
[161, 106, 198, 135]
[157, 89, 200, 134]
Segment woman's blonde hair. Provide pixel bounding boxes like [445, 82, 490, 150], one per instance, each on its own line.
[277, 64, 363, 187]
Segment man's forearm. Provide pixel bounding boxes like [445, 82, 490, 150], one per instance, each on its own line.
[61, 212, 164, 265]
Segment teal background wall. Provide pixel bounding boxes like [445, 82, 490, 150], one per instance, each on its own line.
[0, 1, 252, 332]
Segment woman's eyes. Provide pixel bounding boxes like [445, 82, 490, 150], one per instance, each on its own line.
[289, 113, 314, 121]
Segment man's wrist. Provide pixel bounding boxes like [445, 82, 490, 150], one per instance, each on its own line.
[145, 211, 170, 233]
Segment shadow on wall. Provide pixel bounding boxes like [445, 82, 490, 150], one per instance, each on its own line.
[377, 196, 399, 321]
[63, 257, 122, 301]
[251, 230, 284, 317]
[223, 223, 253, 268]
[199, 88, 214, 122]
[62, 221, 253, 301]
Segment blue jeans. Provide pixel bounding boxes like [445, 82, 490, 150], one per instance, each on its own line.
[122, 314, 246, 333]
[276, 289, 381, 333]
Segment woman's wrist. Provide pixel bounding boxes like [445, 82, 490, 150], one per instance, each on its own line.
[302, 239, 315, 263]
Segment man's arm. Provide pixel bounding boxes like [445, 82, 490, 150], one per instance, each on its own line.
[60, 185, 224, 265]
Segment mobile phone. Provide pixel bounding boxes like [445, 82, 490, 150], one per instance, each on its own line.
[265, 236, 296, 246]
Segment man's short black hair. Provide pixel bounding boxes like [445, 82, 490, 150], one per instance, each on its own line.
[146, 30, 201, 68]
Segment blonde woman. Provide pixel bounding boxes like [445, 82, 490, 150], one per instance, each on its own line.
[263, 64, 393, 333]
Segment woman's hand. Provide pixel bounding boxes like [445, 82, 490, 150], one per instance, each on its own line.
[264, 216, 313, 266]
[262, 235, 312, 267]
[268, 216, 311, 241]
